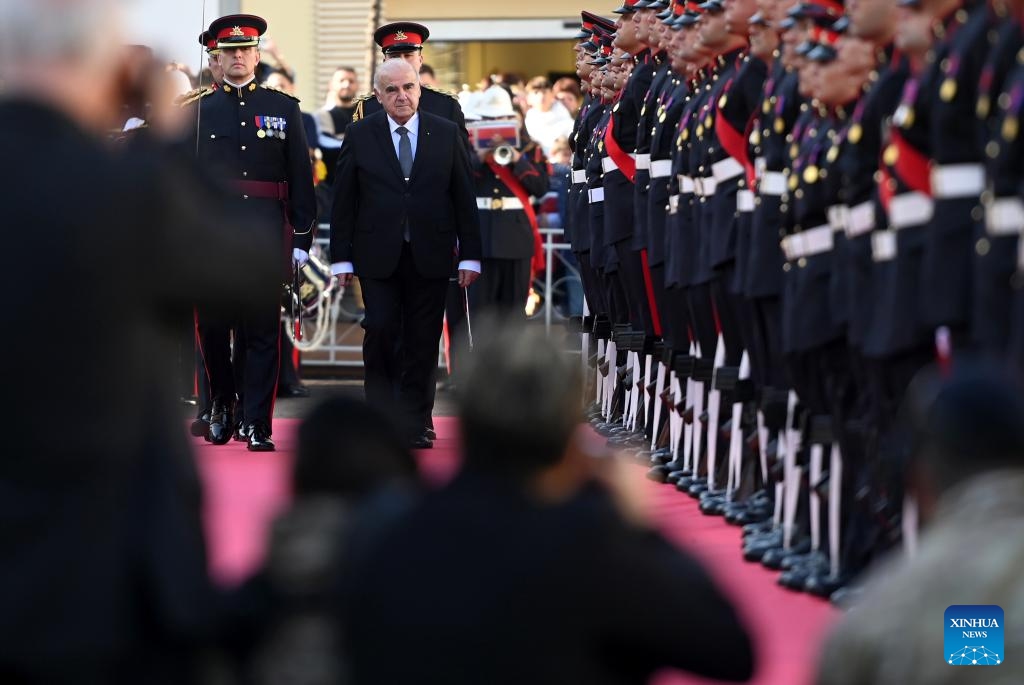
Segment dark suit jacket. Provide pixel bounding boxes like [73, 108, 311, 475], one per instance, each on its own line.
[0, 99, 279, 683]
[342, 471, 755, 685]
[330, 110, 482, 279]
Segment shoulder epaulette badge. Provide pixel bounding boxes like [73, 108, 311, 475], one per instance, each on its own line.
[352, 92, 375, 123]
[261, 84, 301, 102]
[176, 86, 214, 107]
[422, 83, 458, 100]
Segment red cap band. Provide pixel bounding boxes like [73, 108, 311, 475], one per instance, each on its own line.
[381, 30, 423, 49]
[216, 25, 260, 41]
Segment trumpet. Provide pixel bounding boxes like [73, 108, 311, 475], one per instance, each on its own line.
[493, 145, 515, 166]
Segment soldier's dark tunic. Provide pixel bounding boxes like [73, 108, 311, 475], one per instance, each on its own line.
[973, 19, 1024, 354]
[918, 0, 994, 336]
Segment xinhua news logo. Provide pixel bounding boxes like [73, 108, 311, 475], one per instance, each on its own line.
[945, 605, 1004, 666]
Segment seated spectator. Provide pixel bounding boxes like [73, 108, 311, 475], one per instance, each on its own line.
[343, 321, 755, 685]
[524, 76, 575, 156]
[228, 397, 419, 685]
[815, 362, 1024, 684]
[552, 76, 583, 117]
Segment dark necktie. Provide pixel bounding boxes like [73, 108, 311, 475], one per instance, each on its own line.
[396, 126, 413, 179]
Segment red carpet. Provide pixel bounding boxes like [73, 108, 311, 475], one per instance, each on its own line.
[193, 417, 836, 684]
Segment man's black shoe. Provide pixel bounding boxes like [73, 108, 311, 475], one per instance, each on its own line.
[409, 433, 433, 449]
[208, 402, 233, 445]
[190, 412, 210, 438]
[424, 427, 437, 441]
[277, 383, 311, 398]
[247, 423, 276, 452]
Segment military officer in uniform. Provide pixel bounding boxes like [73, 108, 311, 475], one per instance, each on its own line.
[463, 91, 550, 318]
[353, 22, 469, 148]
[188, 14, 317, 451]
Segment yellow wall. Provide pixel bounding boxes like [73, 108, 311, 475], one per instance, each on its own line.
[242, 0, 318, 106]
[386, 0, 581, 19]
[460, 41, 576, 89]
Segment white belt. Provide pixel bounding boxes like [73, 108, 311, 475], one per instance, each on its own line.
[668, 194, 680, 215]
[635, 153, 651, 170]
[695, 176, 717, 198]
[888, 192, 934, 229]
[737, 189, 755, 212]
[872, 230, 897, 262]
[931, 163, 985, 199]
[781, 224, 833, 261]
[986, 197, 1024, 236]
[846, 201, 875, 238]
[760, 171, 787, 197]
[712, 156, 744, 183]
[679, 175, 695, 194]
[650, 159, 673, 178]
[477, 196, 524, 210]
[571, 169, 587, 184]
[588, 187, 605, 204]
[827, 205, 849, 233]
[601, 157, 618, 174]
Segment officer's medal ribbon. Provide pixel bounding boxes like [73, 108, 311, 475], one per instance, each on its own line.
[255, 116, 267, 138]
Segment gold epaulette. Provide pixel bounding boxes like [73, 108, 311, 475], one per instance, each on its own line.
[176, 86, 214, 107]
[261, 84, 301, 102]
[423, 83, 459, 100]
[351, 92, 376, 123]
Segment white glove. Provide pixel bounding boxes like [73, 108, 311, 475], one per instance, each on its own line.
[292, 248, 310, 264]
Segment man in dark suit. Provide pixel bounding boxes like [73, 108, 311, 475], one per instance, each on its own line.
[330, 59, 482, 448]
[0, 1, 279, 680]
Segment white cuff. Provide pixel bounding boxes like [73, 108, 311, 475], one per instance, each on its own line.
[331, 261, 354, 275]
[458, 260, 481, 273]
[293, 248, 309, 264]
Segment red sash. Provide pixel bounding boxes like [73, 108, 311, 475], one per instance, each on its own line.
[890, 128, 932, 197]
[714, 102, 755, 186]
[487, 158, 546, 274]
[604, 116, 636, 183]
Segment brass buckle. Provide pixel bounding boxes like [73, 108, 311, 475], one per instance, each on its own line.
[491, 197, 503, 210]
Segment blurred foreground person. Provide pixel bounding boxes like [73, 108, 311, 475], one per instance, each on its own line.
[0, 0, 278, 682]
[815, 364, 1024, 684]
[343, 320, 755, 684]
[230, 397, 419, 685]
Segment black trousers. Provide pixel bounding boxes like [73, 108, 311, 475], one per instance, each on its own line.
[613, 240, 653, 333]
[197, 303, 280, 431]
[470, 257, 531, 316]
[360, 242, 449, 437]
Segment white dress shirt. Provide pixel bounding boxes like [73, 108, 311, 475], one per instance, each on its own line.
[329, 111, 480, 276]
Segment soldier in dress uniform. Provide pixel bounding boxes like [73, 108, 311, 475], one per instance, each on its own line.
[605, 0, 658, 346]
[569, 14, 617, 329]
[353, 22, 469, 149]
[973, 0, 1024, 356]
[914, 0, 995, 349]
[462, 88, 551, 318]
[187, 14, 317, 452]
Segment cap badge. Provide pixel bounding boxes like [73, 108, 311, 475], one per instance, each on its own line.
[395, 30, 408, 40]
[230, 26, 245, 36]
